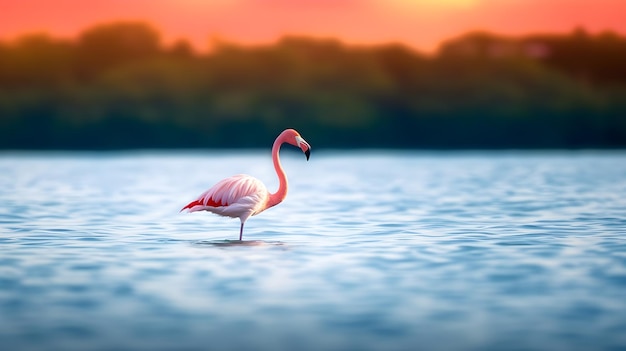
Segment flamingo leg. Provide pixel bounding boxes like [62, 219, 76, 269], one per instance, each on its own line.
[239, 222, 244, 241]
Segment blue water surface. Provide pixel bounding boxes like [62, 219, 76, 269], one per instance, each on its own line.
[1, 150, 625, 351]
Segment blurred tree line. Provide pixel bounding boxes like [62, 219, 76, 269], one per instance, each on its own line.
[1, 22, 625, 149]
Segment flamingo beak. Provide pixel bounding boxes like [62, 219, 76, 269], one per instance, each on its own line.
[296, 136, 311, 161]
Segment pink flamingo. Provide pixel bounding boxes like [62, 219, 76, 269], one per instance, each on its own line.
[181, 129, 311, 241]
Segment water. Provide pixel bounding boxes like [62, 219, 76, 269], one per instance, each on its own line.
[1, 150, 625, 351]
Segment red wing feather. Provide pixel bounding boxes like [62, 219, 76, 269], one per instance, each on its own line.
[204, 197, 226, 207]
[180, 197, 226, 212]
[181, 199, 202, 212]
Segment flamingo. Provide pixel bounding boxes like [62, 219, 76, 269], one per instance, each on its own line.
[181, 129, 311, 241]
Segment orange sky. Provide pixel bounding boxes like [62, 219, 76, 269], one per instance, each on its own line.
[1, 0, 626, 52]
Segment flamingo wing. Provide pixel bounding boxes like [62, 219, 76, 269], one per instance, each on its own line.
[181, 174, 269, 220]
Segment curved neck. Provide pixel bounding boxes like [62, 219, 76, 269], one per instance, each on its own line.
[268, 138, 288, 208]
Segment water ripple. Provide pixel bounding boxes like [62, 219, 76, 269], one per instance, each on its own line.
[0, 151, 625, 351]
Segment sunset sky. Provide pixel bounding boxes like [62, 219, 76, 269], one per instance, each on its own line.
[1, 0, 626, 52]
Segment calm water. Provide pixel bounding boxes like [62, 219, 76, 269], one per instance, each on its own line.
[1, 150, 625, 351]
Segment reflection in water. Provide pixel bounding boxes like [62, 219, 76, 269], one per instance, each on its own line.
[193, 239, 286, 248]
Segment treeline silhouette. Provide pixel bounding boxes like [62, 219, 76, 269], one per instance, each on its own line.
[1, 22, 625, 149]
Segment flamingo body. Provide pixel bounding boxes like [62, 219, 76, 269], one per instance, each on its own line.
[181, 174, 269, 223]
[181, 129, 311, 240]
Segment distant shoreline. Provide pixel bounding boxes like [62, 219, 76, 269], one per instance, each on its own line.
[2, 23, 625, 150]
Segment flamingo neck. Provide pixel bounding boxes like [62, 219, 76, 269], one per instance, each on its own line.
[268, 137, 288, 208]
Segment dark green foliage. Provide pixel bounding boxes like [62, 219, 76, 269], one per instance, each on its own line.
[1, 22, 625, 149]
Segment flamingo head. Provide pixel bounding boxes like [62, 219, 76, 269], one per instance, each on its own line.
[282, 129, 311, 161]
[296, 135, 311, 161]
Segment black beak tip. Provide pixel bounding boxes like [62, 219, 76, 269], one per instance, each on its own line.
[304, 149, 310, 161]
